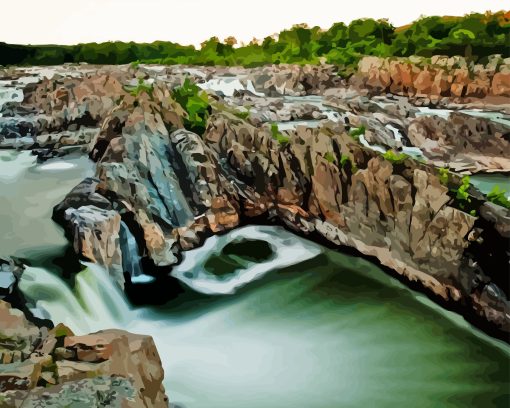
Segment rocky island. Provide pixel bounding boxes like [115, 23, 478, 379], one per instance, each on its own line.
[0, 10, 509, 408]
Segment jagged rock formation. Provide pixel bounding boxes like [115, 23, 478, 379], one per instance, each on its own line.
[0, 300, 168, 407]
[1, 62, 508, 341]
[353, 55, 510, 101]
[53, 95, 510, 339]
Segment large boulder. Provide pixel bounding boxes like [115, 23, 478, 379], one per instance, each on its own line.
[0, 301, 169, 407]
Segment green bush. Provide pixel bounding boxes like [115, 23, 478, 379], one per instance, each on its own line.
[438, 167, 449, 185]
[324, 152, 336, 163]
[454, 175, 471, 209]
[383, 150, 409, 164]
[234, 109, 251, 120]
[124, 78, 153, 98]
[172, 78, 211, 134]
[349, 126, 365, 141]
[270, 123, 290, 146]
[340, 154, 358, 173]
[487, 185, 510, 209]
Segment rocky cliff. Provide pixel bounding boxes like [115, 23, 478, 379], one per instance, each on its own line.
[353, 54, 510, 102]
[1, 62, 509, 344]
[0, 293, 168, 407]
[51, 91, 510, 340]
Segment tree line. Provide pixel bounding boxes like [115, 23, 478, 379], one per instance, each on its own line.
[1, 11, 508, 76]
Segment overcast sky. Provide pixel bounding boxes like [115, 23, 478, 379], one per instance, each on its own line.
[2, 0, 506, 46]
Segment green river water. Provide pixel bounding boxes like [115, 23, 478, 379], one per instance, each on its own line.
[1, 150, 509, 408]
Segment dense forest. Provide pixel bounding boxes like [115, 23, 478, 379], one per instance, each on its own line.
[1, 11, 509, 75]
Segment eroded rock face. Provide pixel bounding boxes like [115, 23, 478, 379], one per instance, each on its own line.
[2, 61, 496, 338]
[247, 64, 341, 96]
[354, 55, 510, 100]
[64, 205, 124, 287]
[0, 301, 169, 407]
[407, 113, 510, 173]
[53, 99, 510, 337]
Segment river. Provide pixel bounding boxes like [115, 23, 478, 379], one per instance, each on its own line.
[1, 149, 509, 408]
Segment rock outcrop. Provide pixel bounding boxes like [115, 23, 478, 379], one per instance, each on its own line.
[353, 55, 510, 101]
[407, 112, 510, 173]
[2, 62, 508, 340]
[54, 97, 510, 339]
[0, 300, 168, 407]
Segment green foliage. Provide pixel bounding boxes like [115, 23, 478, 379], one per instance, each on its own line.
[487, 185, 510, 209]
[324, 151, 336, 163]
[383, 150, 409, 164]
[1, 12, 508, 75]
[172, 78, 211, 134]
[340, 154, 358, 173]
[124, 78, 153, 98]
[233, 108, 251, 120]
[455, 175, 471, 209]
[438, 167, 449, 185]
[349, 126, 365, 141]
[270, 123, 290, 146]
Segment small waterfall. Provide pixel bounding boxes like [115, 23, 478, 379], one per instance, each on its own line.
[119, 221, 155, 284]
[386, 124, 424, 159]
[359, 134, 387, 154]
[197, 77, 265, 97]
[19, 263, 132, 335]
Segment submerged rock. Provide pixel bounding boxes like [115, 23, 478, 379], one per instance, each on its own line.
[0, 259, 23, 300]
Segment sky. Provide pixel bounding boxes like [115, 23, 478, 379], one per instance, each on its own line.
[1, 0, 507, 46]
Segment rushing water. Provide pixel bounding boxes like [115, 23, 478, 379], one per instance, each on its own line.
[0, 150, 94, 260]
[1, 150, 510, 408]
[470, 173, 510, 199]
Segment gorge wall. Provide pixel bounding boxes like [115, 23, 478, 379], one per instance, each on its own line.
[35, 70, 509, 340]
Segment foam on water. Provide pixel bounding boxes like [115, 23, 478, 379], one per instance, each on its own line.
[170, 225, 321, 295]
[20, 263, 133, 334]
[37, 162, 77, 171]
[198, 77, 265, 97]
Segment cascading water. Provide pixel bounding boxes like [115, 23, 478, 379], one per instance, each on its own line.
[19, 263, 132, 334]
[198, 77, 265, 97]
[385, 124, 424, 158]
[16, 226, 510, 408]
[119, 221, 152, 284]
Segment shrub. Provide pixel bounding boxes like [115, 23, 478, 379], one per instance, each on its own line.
[438, 167, 449, 185]
[270, 123, 290, 146]
[349, 126, 365, 141]
[124, 78, 153, 98]
[454, 175, 471, 209]
[324, 152, 336, 163]
[487, 185, 510, 209]
[339, 154, 358, 173]
[383, 150, 409, 164]
[172, 78, 211, 134]
[234, 108, 251, 120]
